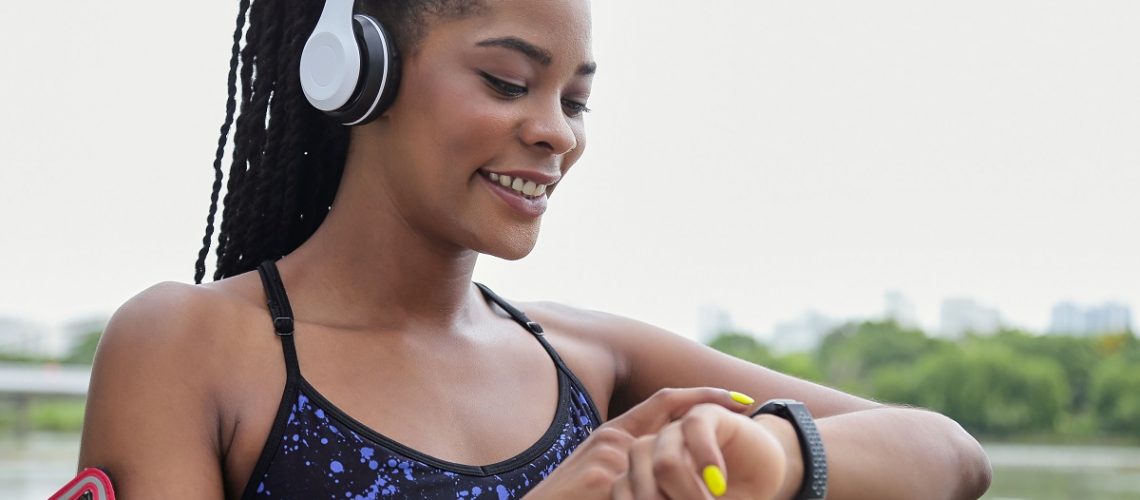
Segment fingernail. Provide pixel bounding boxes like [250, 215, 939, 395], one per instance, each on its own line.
[729, 391, 755, 406]
[703, 465, 727, 497]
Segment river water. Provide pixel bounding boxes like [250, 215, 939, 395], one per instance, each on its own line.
[3, 434, 1139, 499]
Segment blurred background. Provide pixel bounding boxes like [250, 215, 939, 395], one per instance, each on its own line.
[1, 0, 1138, 498]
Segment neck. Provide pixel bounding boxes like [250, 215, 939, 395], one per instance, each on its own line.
[278, 141, 483, 334]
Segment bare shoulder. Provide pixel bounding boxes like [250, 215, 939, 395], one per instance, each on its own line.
[93, 279, 260, 375]
[517, 300, 701, 363]
[79, 277, 264, 497]
[514, 300, 621, 340]
[518, 300, 882, 419]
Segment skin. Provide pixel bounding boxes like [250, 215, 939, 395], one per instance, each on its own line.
[78, 0, 993, 498]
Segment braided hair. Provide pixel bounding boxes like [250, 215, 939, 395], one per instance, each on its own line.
[195, 0, 484, 283]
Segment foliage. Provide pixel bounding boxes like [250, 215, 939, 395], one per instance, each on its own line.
[816, 320, 948, 393]
[0, 351, 52, 363]
[709, 332, 774, 366]
[63, 330, 103, 365]
[1089, 357, 1140, 437]
[709, 332, 824, 382]
[873, 344, 1069, 434]
[706, 324, 1139, 442]
[0, 398, 87, 433]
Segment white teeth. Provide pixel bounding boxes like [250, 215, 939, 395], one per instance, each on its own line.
[485, 171, 551, 198]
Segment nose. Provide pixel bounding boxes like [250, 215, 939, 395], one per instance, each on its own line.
[518, 98, 577, 156]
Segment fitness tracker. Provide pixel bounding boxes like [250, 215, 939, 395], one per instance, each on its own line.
[751, 399, 828, 499]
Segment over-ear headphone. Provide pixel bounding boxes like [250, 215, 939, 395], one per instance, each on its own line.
[299, 0, 401, 126]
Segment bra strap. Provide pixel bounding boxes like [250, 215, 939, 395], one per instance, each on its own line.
[474, 282, 544, 335]
[257, 260, 300, 379]
[474, 282, 605, 426]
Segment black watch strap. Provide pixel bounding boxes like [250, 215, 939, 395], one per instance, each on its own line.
[751, 399, 828, 499]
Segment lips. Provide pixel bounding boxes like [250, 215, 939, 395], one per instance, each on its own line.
[477, 170, 550, 217]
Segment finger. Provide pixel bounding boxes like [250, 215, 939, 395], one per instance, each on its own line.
[652, 421, 714, 500]
[611, 473, 635, 500]
[627, 436, 665, 500]
[680, 405, 734, 498]
[606, 388, 756, 437]
[586, 427, 637, 476]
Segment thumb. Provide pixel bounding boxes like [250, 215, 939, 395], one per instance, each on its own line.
[604, 387, 756, 437]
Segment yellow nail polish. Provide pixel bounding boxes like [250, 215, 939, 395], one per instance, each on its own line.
[703, 465, 727, 497]
[729, 391, 755, 406]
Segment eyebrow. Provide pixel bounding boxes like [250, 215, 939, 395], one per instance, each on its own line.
[475, 36, 597, 76]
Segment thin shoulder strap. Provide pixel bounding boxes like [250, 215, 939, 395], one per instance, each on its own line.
[257, 260, 301, 380]
[474, 282, 605, 426]
[474, 282, 571, 371]
[474, 282, 544, 334]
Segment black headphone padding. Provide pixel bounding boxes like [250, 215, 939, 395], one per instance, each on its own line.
[325, 15, 402, 125]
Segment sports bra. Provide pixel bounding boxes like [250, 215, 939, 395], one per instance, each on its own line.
[241, 260, 603, 499]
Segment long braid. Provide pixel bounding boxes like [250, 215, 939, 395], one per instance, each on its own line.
[279, 0, 312, 239]
[195, 0, 250, 285]
[198, 0, 483, 282]
[240, 0, 286, 270]
[213, 0, 264, 279]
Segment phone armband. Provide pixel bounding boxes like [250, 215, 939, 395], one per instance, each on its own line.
[49, 467, 116, 500]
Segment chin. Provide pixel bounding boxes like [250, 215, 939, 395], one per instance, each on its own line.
[476, 226, 541, 261]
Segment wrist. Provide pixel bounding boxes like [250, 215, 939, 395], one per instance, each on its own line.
[752, 414, 803, 500]
[751, 400, 828, 499]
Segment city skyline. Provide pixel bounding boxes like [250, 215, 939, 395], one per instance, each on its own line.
[5, 292, 1132, 359]
[3, 1, 1138, 347]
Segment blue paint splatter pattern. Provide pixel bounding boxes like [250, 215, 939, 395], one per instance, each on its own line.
[246, 374, 599, 499]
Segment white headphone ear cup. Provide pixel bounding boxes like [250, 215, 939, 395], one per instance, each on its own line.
[299, 1, 363, 111]
[325, 15, 402, 126]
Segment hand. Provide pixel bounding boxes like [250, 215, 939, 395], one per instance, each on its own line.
[611, 404, 795, 500]
[523, 388, 757, 499]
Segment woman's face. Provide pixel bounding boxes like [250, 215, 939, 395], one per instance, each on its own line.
[357, 0, 594, 260]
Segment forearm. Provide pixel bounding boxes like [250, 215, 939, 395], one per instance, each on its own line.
[757, 407, 992, 499]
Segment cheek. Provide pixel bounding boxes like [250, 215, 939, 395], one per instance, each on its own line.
[416, 78, 516, 171]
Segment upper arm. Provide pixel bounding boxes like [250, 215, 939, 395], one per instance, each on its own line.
[78, 282, 226, 498]
[564, 309, 882, 420]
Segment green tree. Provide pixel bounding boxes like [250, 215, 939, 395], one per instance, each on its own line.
[708, 332, 774, 366]
[1089, 357, 1140, 437]
[707, 333, 824, 382]
[988, 329, 1099, 411]
[63, 329, 102, 365]
[873, 344, 1069, 435]
[817, 320, 945, 392]
[770, 352, 825, 382]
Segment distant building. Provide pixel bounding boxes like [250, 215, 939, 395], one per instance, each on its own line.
[1049, 301, 1133, 335]
[1049, 301, 1085, 334]
[939, 298, 1002, 338]
[0, 315, 107, 359]
[769, 310, 840, 354]
[697, 305, 735, 343]
[0, 317, 51, 357]
[883, 291, 919, 330]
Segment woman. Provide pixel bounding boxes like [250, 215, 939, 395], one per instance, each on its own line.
[78, 0, 992, 498]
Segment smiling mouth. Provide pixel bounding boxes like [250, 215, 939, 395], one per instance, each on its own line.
[477, 171, 550, 200]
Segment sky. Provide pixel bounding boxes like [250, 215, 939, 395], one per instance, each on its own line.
[1, 0, 1137, 343]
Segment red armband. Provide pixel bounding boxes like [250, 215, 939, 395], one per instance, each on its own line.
[49, 467, 116, 500]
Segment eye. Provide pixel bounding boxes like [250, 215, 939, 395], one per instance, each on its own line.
[479, 71, 527, 98]
[562, 99, 591, 117]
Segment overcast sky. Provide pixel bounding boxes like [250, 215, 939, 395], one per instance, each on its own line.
[1, 1, 1137, 340]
